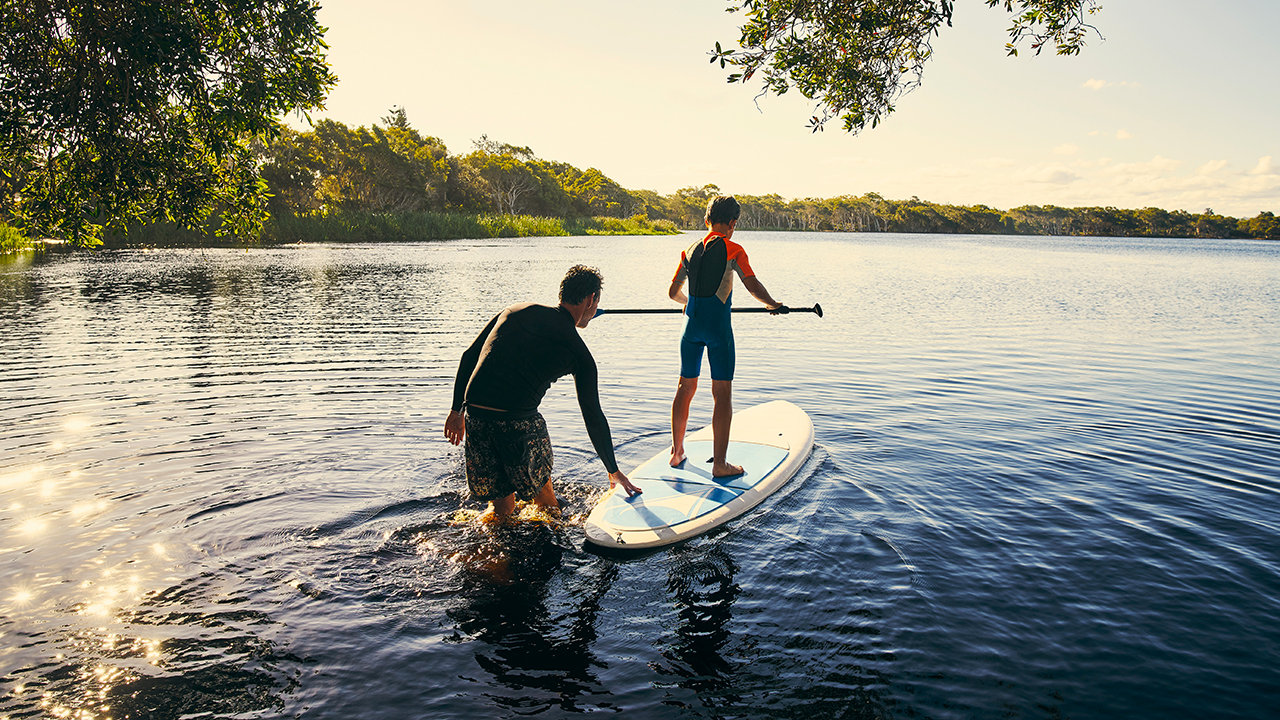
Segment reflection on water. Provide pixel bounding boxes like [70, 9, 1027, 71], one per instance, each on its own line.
[2, 564, 299, 720]
[2, 235, 1279, 719]
[658, 548, 741, 699]
[446, 534, 619, 714]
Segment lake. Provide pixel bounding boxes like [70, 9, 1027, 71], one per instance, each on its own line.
[2, 231, 1278, 719]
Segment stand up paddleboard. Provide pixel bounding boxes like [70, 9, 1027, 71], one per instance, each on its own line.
[584, 400, 813, 550]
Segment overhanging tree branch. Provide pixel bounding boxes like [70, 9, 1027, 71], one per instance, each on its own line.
[715, 0, 1101, 134]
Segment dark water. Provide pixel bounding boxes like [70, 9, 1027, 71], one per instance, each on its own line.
[2, 232, 1278, 719]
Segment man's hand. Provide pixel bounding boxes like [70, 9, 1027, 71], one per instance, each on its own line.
[444, 410, 465, 445]
[609, 470, 642, 497]
[768, 302, 786, 315]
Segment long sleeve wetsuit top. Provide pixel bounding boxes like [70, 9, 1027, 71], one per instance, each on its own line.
[450, 303, 619, 473]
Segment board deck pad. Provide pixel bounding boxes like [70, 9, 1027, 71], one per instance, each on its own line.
[596, 440, 788, 531]
[584, 399, 813, 550]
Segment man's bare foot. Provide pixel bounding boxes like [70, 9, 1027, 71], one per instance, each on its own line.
[712, 461, 744, 478]
[669, 450, 686, 467]
[478, 507, 511, 525]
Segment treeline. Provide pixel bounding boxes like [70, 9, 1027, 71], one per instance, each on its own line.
[704, 192, 1280, 240]
[238, 107, 677, 242]
[14, 110, 1238, 249]
[248, 108, 1277, 242]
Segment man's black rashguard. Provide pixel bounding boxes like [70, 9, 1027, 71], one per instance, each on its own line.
[450, 302, 619, 474]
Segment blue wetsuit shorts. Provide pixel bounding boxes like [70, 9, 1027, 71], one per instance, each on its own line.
[679, 294, 735, 381]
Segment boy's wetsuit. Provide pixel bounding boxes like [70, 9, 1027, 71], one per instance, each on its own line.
[451, 303, 619, 474]
[671, 232, 756, 381]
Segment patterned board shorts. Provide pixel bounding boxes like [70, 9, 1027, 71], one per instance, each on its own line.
[463, 412, 554, 502]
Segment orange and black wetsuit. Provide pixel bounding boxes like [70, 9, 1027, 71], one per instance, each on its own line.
[671, 232, 756, 381]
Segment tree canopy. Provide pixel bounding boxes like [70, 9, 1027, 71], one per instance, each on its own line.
[257, 114, 653, 223]
[713, 0, 1102, 133]
[0, 0, 335, 245]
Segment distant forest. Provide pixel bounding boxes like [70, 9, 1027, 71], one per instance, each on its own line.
[246, 109, 1279, 242]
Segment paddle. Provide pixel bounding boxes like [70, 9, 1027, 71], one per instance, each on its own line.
[595, 303, 823, 318]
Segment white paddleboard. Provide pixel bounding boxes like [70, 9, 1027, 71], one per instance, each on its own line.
[584, 400, 813, 550]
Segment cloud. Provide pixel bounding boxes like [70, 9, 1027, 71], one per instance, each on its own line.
[1106, 155, 1182, 182]
[1054, 144, 1079, 156]
[1249, 156, 1277, 176]
[1115, 129, 1133, 140]
[1083, 79, 1142, 90]
[1196, 160, 1229, 175]
[859, 154, 1277, 218]
[1026, 166, 1081, 185]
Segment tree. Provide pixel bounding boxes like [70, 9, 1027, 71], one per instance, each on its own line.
[303, 120, 451, 213]
[257, 125, 324, 215]
[713, 0, 1101, 133]
[464, 148, 542, 215]
[0, 0, 335, 245]
[548, 163, 637, 217]
[1241, 211, 1280, 240]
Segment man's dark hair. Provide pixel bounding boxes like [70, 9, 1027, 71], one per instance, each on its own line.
[705, 195, 741, 225]
[560, 265, 603, 304]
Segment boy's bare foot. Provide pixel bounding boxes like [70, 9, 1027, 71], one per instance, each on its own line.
[712, 461, 744, 478]
[669, 450, 686, 467]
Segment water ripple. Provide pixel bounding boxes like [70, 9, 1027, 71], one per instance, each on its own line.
[3, 236, 1279, 718]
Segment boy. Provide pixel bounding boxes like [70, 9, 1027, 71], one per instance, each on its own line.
[668, 196, 782, 476]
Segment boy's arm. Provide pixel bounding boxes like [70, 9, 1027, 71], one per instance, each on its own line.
[669, 257, 688, 305]
[668, 277, 688, 305]
[742, 275, 782, 310]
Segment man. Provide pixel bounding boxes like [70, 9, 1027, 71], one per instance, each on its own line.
[445, 265, 641, 521]
[668, 196, 782, 477]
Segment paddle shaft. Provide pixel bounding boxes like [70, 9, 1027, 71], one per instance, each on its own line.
[596, 303, 822, 318]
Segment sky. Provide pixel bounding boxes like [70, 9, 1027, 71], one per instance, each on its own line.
[301, 0, 1280, 217]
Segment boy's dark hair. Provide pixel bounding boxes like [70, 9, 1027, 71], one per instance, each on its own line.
[705, 195, 741, 225]
[560, 265, 603, 304]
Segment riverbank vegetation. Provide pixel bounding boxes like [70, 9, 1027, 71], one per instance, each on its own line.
[220, 109, 1276, 246]
[0, 221, 31, 253]
[93, 108, 679, 248]
[700, 192, 1280, 240]
[8, 100, 1279, 250]
[110, 210, 676, 247]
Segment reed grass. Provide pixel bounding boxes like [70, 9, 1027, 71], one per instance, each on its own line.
[99, 210, 678, 248]
[0, 221, 33, 254]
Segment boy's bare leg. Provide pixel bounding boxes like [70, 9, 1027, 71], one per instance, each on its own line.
[710, 379, 743, 477]
[670, 376, 698, 466]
